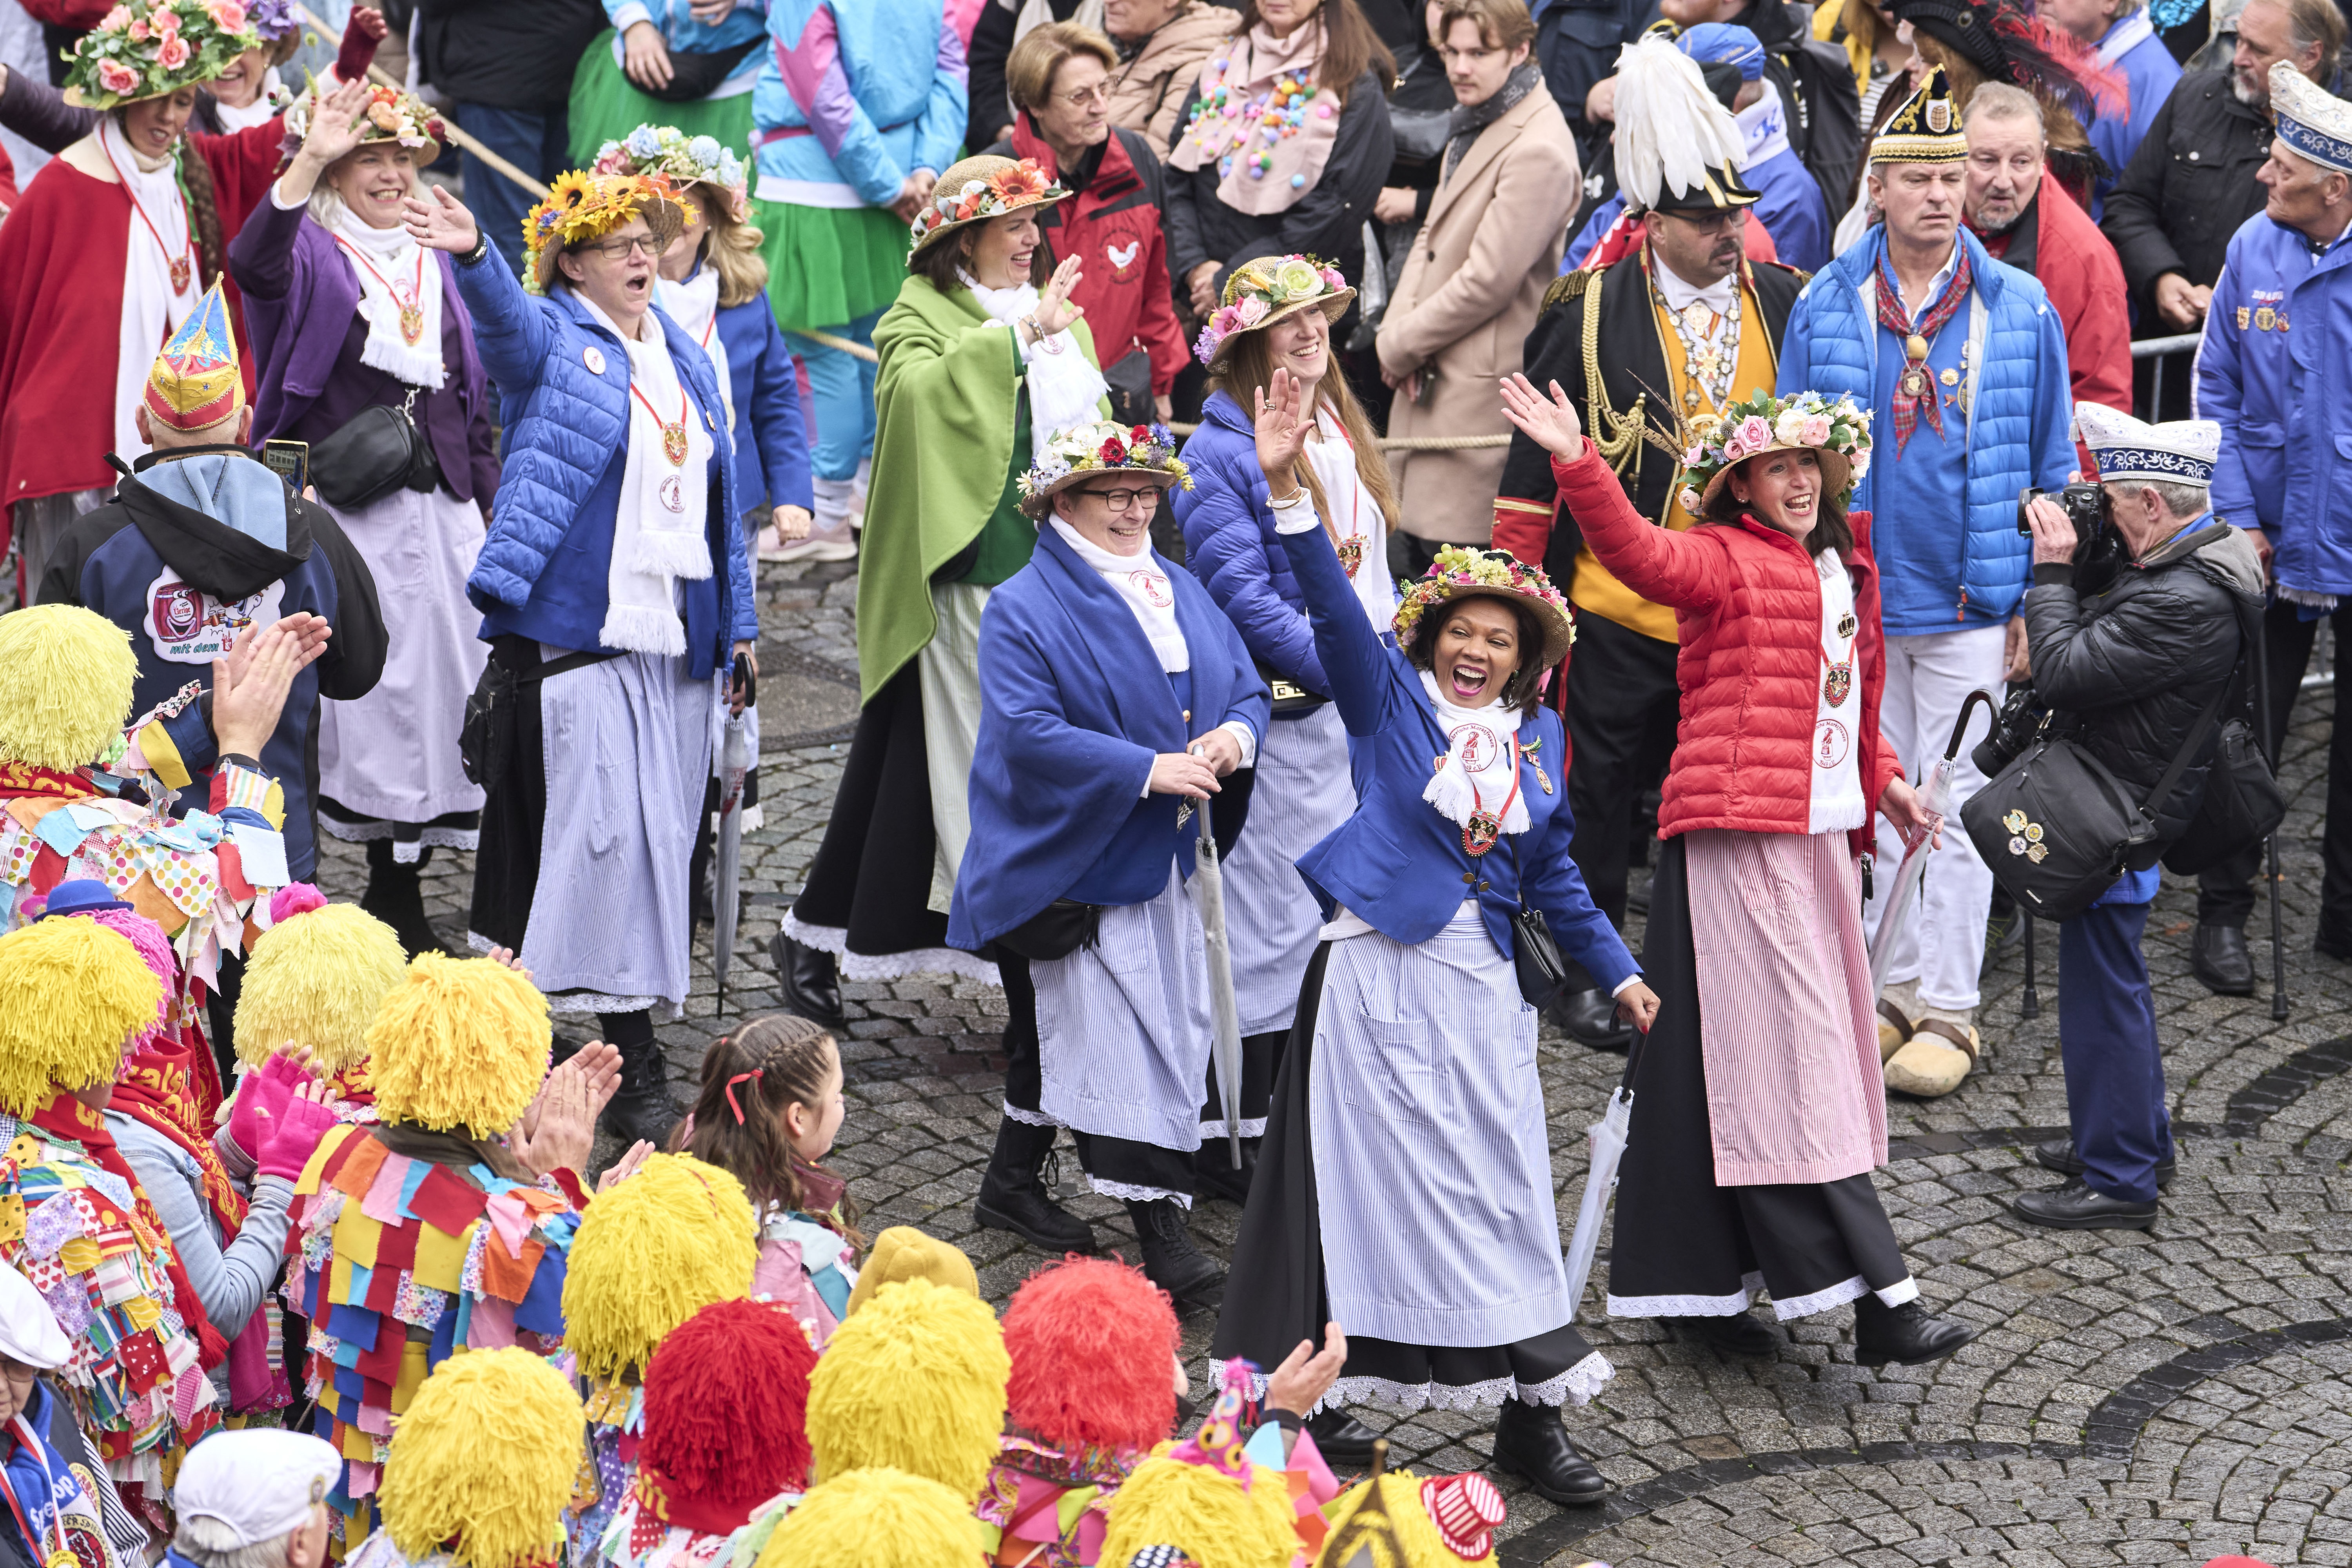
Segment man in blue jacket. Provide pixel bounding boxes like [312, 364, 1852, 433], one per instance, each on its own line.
[1778, 69, 2073, 1098]
[2189, 60, 2352, 984]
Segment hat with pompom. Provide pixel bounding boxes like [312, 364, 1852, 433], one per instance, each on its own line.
[375, 1348, 584, 1568]
[1004, 1256, 1179, 1455]
[234, 895, 407, 1074]
[0, 917, 163, 1115]
[0, 605, 137, 772]
[561, 1152, 758, 1385]
[635, 1298, 818, 1529]
[1099, 1446, 1298, 1568]
[363, 953, 550, 1138]
[806, 1276, 1009, 1501]
[753, 1468, 985, 1568]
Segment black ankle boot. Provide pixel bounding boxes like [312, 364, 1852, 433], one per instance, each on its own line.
[1490, 1398, 1607, 1505]
[973, 1118, 1093, 1252]
[1668, 1310, 1786, 1357]
[1853, 1294, 1978, 1367]
[1123, 1196, 1223, 1302]
[1194, 1136, 1258, 1205]
[1303, 1407, 1380, 1465]
[361, 839, 442, 957]
[771, 931, 844, 1029]
[597, 1011, 678, 1149]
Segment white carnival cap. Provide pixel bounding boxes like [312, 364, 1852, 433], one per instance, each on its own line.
[174, 1430, 344, 1546]
[2075, 402, 2220, 488]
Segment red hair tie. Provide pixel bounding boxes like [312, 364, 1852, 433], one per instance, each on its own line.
[725, 1069, 763, 1124]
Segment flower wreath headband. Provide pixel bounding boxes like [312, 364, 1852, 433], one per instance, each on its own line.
[1194, 253, 1352, 368]
[593, 123, 749, 225]
[521, 169, 687, 295]
[1675, 388, 1874, 516]
[1391, 545, 1577, 672]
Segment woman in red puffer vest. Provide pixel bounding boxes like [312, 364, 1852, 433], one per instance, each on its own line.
[1500, 373, 1988, 1372]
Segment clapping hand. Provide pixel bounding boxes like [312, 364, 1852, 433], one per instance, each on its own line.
[1034, 255, 1085, 336]
[1497, 373, 1585, 458]
[213, 619, 309, 758]
[403, 185, 479, 256]
[1251, 367, 1312, 489]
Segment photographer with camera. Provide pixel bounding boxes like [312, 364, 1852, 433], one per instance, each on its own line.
[2004, 406, 2263, 1230]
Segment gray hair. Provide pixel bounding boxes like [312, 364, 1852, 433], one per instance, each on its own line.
[173, 1517, 296, 1568]
[2141, 477, 2212, 517]
[1966, 82, 2046, 135]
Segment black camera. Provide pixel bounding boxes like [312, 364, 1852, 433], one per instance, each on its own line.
[2016, 481, 2107, 545]
[1971, 685, 2050, 777]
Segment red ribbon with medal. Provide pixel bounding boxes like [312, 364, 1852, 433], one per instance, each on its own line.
[631, 383, 691, 466]
[1460, 736, 1521, 856]
[335, 238, 429, 345]
[1822, 606, 1857, 708]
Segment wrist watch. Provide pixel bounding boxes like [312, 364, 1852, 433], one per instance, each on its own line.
[457, 234, 490, 269]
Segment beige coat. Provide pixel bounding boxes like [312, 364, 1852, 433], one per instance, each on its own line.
[1376, 86, 1581, 544]
[1104, 2, 1241, 158]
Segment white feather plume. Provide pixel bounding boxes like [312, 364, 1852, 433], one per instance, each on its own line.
[1611, 34, 1749, 212]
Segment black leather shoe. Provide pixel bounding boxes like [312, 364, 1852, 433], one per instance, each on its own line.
[771, 931, 845, 1030]
[1124, 1197, 1223, 1302]
[2034, 1136, 2174, 1189]
[973, 1119, 1094, 1253]
[2010, 1177, 2157, 1230]
[1194, 1139, 1257, 1205]
[1303, 1407, 1381, 1466]
[2190, 922, 2255, 995]
[599, 1041, 680, 1150]
[1853, 1296, 1979, 1367]
[1668, 1310, 1785, 1358]
[1548, 987, 1632, 1053]
[2318, 924, 2352, 962]
[1490, 1398, 1607, 1505]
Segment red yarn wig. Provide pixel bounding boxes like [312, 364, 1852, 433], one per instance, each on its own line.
[640, 1298, 819, 1517]
[1003, 1257, 1180, 1454]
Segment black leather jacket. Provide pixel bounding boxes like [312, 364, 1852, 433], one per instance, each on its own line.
[2020, 519, 2265, 846]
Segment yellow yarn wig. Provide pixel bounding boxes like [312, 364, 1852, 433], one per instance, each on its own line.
[806, 1276, 1008, 1501]
[1099, 1449, 1299, 1568]
[0, 606, 136, 770]
[1319, 1473, 1497, 1568]
[376, 1348, 583, 1568]
[364, 952, 550, 1137]
[561, 1153, 757, 1383]
[753, 1469, 984, 1568]
[0, 919, 162, 1115]
[233, 903, 408, 1072]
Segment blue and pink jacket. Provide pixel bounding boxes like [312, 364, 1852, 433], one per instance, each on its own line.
[751, 0, 968, 209]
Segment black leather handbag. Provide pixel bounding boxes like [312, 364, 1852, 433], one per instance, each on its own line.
[459, 648, 618, 795]
[996, 898, 1102, 962]
[310, 396, 440, 511]
[2162, 599, 2286, 875]
[1254, 657, 1328, 718]
[1510, 899, 1573, 1011]
[1102, 348, 1154, 428]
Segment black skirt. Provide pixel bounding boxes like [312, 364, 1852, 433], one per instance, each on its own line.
[789, 661, 955, 963]
[1212, 946, 1607, 1410]
[1607, 835, 1911, 1321]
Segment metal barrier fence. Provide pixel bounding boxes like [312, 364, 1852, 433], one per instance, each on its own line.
[2131, 330, 2202, 421]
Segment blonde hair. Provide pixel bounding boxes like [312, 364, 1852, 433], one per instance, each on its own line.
[684, 192, 771, 310]
[1007, 21, 1120, 112]
[1210, 329, 1399, 549]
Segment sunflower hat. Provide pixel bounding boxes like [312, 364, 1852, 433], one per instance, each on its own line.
[521, 169, 688, 296]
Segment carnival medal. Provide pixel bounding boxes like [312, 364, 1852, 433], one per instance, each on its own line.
[395, 286, 424, 346]
[634, 385, 691, 466]
[170, 255, 192, 294]
[1824, 661, 1852, 707]
[1898, 334, 1930, 399]
[1337, 534, 1364, 579]
[1463, 811, 1501, 856]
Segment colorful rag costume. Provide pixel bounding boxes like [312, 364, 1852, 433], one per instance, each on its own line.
[749, 1158, 858, 1349]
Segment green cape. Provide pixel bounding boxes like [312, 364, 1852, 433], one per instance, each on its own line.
[857, 276, 1105, 704]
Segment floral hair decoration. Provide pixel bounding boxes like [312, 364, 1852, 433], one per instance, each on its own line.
[1676, 388, 1873, 515]
[593, 122, 749, 225]
[1193, 253, 1352, 369]
[1018, 420, 1194, 518]
[282, 76, 445, 166]
[1392, 545, 1577, 673]
[908, 154, 1067, 254]
[521, 168, 688, 296]
[243, 0, 294, 39]
[65, 0, 261, 109]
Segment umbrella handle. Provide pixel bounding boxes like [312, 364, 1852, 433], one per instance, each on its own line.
[1941, 689, 1998, 763]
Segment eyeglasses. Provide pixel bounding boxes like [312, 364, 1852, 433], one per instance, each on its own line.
[583, 234, 661, 260]
[1056, 80, 1111, 107]
[1079, 486, 1157, 510]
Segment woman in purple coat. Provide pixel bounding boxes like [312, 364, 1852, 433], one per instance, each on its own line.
[228, 78, 500, 957]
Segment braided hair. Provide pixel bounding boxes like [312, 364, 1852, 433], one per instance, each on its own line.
[674, 1014, 863, 1249]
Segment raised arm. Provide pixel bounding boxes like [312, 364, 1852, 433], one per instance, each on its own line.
[0, 61, 97, 155]
[1257, 371, 1394, 737]
[1173, 430, 1330, 696]
[405, 186, 556, 390]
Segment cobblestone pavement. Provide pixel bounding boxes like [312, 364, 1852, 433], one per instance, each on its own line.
[318, 556, 2352, 1567]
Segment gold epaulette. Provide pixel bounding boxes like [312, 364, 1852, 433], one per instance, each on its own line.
[1541, 268, 1598, 312]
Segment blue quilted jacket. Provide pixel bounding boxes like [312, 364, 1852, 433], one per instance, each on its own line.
[452, 247, 757, 679]
[1174, 393, 1333, 695]
[1777, 227, 2074, 628]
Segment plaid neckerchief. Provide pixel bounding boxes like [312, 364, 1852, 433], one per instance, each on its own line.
[1873, 240, 1973, 454]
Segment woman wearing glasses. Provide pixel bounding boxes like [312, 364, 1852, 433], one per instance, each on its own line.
[948, 423, 1268, 1301]
[403, 171, 758, 1151]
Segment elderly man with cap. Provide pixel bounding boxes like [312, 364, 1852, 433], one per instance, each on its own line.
[0, 1266, 127, 1568]
[2008, 405, 2263, 1229]
[2187, 61, 2352, 989]
[1494, 34, 1810, 1051]
[169, 1430, 341, 1568]
[1779, 68, 2074, 1098]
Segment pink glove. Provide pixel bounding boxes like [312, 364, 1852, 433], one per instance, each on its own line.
[257, 1096, 339, 1184]
[334, 5, 386, 85]
[225, 1053, 307, 1162]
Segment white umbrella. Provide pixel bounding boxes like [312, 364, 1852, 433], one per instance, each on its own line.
[1561, 1083, 1633, 1324]
[1867, 689, 1997, 995]
[1192, 794, 1244, 1168]
[711, 709, 750, 1013]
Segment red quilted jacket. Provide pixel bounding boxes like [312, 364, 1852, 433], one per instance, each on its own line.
[1553, 441, 1901, 855]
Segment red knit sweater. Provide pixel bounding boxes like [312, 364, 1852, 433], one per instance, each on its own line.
[1552, 439, 1901, 854]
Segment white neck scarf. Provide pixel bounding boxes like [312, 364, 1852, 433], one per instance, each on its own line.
[657, 262, 733, 432]
[1417, 668, 1532, 838]
[958, 269, 1110, 455]
[1737, 78, 1793, 167]
[102, 116, 197, 468]
[329, 199, 447, 390]
[211, 71, 280, 132]
[573, 290, 716, 657]
[1051, 517, 1189, 671]
[1299, 407, 1396, 630]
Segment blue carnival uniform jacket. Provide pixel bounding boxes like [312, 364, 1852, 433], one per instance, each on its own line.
[753, 0, 967, 209]
[605, 0, 768, 54]
[948, 524, 1270, 950]
[451, 248, 757, 679]
[2197, 211, 2352, 596]
[1175, 391, 1337, 695]
[1778, 225, 2074, 628]
[1284, 514, 1637, 989]
[2088, 16, 2181, 218]
[715, 293, 817, 514]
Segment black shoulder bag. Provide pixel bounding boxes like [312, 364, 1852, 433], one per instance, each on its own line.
[2161, 593, 2287, 875]
[310, 390, 441, 511]
[459, 648, 620, 796]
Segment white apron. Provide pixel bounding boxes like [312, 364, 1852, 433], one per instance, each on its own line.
[1220, 703, 1355, 1034]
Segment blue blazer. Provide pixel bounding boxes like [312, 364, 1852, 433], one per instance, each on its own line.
[714, 293, 816, 515]
[1287, 517, 1637, 990]
[949, 524, 1270, 951]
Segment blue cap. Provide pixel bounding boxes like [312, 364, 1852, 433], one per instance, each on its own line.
[1677, 23, 1766, 80]
[38, 880, 131, 919]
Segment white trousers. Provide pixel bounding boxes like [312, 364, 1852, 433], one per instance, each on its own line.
[1862, 624, 2005, 1011]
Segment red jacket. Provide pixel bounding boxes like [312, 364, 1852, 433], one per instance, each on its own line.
[1553, 440, 1900, 855]
[1003, 116, 1189, 397]
[1976, 176, 2132, 427]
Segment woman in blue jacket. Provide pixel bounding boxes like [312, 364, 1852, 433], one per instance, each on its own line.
[948, 421, 1270, 1303]
[403, 171, 759, 1151]
[1210, 367, 1659, 1501]
[1173, 255, 1398, 1205]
